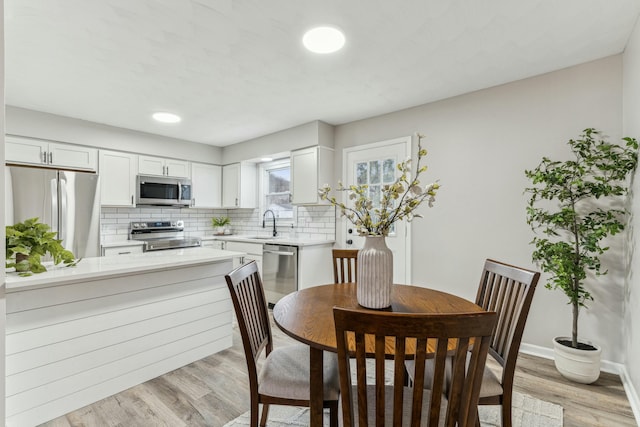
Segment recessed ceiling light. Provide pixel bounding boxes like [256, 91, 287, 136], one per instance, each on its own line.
[152, 112, 181, 123]
[261, 157, 273, 162]
[303, 26, 345, 54]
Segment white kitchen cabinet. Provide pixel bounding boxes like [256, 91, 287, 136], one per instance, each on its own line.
[101, 243, 144, 256]
[291, 146, 334, 204]
[138, 155, 190, 178]
[6, 136, 98, 171]
[99, 150, 137, 206]
[191, 162, 222, 208]
[297, 243, 334, 289]
[225, 241, 262, 276]
[222, 162, 257, 208]
[201, 239, 225, 250]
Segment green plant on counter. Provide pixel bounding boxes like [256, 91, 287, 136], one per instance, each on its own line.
[211, 216, 231, 227]
[6, 217, 79, 276]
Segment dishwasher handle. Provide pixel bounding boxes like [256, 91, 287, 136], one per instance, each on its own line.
[263, 250, 296, 256]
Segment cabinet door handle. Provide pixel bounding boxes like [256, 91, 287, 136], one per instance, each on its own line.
[131, 195, 134, 205]
[235, 197, 238, 206]
[42, 152, 47, 164]
[48, 152, 53, 164]
[118, 251, 132, 255]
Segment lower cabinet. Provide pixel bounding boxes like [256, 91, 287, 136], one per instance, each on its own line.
[201, 239, 225, 250]
[101, 243, 144, 256]
[298, 243, 334, 289]
[224, 241, 263, 276]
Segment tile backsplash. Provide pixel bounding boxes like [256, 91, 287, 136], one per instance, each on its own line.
[100, 205, 336, 243]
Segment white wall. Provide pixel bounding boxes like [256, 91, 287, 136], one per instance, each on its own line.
[1, 0, 7, 421]
[623, 14, 640, 407]
[222, 120, 334, 164]
[5, 106, 222, 164]
[334, 56, 625, 362]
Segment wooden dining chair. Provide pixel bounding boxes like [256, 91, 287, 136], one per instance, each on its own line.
[332, 249, 358, 283]
[225, 261, 340, 427]
[334, 307, 497, 427]
[405, 259, 540, 427]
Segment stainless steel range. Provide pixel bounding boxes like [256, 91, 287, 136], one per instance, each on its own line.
[129, 220, 201, 252]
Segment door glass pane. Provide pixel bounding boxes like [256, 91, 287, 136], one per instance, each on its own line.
[356, 162, 368, 185]
[369, 161, 380, 184]
[383, 159, 395, 183]
[369, 185, 381, 208]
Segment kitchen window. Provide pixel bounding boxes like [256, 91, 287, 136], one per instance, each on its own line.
[260, 159, 293, 223]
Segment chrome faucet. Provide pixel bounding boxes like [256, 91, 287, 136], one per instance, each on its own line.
[262, 209, 277, 237]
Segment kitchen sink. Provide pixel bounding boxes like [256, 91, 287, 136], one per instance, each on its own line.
[244, 236, 277, 240]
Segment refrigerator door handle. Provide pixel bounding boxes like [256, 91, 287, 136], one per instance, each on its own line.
[60, 178, 67, 243]
[50, 177, 59, 235]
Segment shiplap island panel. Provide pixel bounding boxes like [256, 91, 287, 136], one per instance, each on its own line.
[4, 247, 243, 427]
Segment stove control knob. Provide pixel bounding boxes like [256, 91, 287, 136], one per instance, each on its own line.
[132, 223, 139, 228]
[141, 223, 147, 228]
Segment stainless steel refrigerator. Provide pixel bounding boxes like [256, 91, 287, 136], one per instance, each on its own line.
[5, 166, 101, 259]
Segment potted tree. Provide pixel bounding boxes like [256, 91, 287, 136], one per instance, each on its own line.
[211, 216, 231, 235]
[6, 217, 78, 276]
[524, 128, 638, 384]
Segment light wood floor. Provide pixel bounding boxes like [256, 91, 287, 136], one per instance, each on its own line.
[41, 319, 636, 427]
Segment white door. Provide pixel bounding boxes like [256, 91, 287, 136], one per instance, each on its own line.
[344, 136, 411, 284]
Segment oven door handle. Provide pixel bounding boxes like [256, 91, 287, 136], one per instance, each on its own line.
[263, 250, 296, 256]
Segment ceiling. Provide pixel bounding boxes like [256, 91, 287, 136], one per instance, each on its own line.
[5, 1, 640, 147]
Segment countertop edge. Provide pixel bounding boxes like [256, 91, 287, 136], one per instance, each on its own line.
[6, 248, 245, 291]
[202, 235, 335, 246]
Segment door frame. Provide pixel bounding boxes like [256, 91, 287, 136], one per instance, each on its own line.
[342, 135, 412, 284]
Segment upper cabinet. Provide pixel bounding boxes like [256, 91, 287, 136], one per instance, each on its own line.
[222, 162, 256, 209]
[99, 150, 137, 207]
[138, 155, 190, 178]
[291, 146, 334, 205]
[6, 136, 98, 171]
[191, 162, 222, 208]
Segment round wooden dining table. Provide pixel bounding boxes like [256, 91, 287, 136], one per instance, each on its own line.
[272, 282, 484, 427]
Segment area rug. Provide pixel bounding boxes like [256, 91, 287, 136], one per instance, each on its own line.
[223, 391, 563, 426]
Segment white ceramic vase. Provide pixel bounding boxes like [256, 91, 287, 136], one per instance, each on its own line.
[357, 236, 393, 309]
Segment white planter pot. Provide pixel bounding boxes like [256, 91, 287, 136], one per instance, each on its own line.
[356, 236, 393, 309]
[552, 336, 602, 384]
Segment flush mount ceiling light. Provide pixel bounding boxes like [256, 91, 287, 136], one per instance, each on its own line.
[152, 112, 181, 124]
[260, 157, 273, 162]
[302, 26, 345, 54]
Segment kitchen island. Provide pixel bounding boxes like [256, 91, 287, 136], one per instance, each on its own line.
[4, 247, 243, 427]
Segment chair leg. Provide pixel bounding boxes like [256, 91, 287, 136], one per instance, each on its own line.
[260, 403, 270, 427]
[329, 400, 338, 427]
[501, 395, 513, 427]
[251, 397, 259, 427]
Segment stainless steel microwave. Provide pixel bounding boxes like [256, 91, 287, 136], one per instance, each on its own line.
[136, 175, 192, 207]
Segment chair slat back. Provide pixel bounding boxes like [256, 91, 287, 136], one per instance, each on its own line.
[332, 249, 358, 283]
[475, 259, 540, 377]
[225, 261, 272, 384]
[333, 308, 497, 427]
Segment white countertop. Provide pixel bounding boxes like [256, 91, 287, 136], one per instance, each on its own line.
[5, 247, 244, 291]
[201, 235, 335, 247]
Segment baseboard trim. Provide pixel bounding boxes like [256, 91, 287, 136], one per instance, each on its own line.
[619, 365, 640, 426]
[519, 343, 640, 426]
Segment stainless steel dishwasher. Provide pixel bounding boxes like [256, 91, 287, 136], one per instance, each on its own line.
[262, 244, 298, 307]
